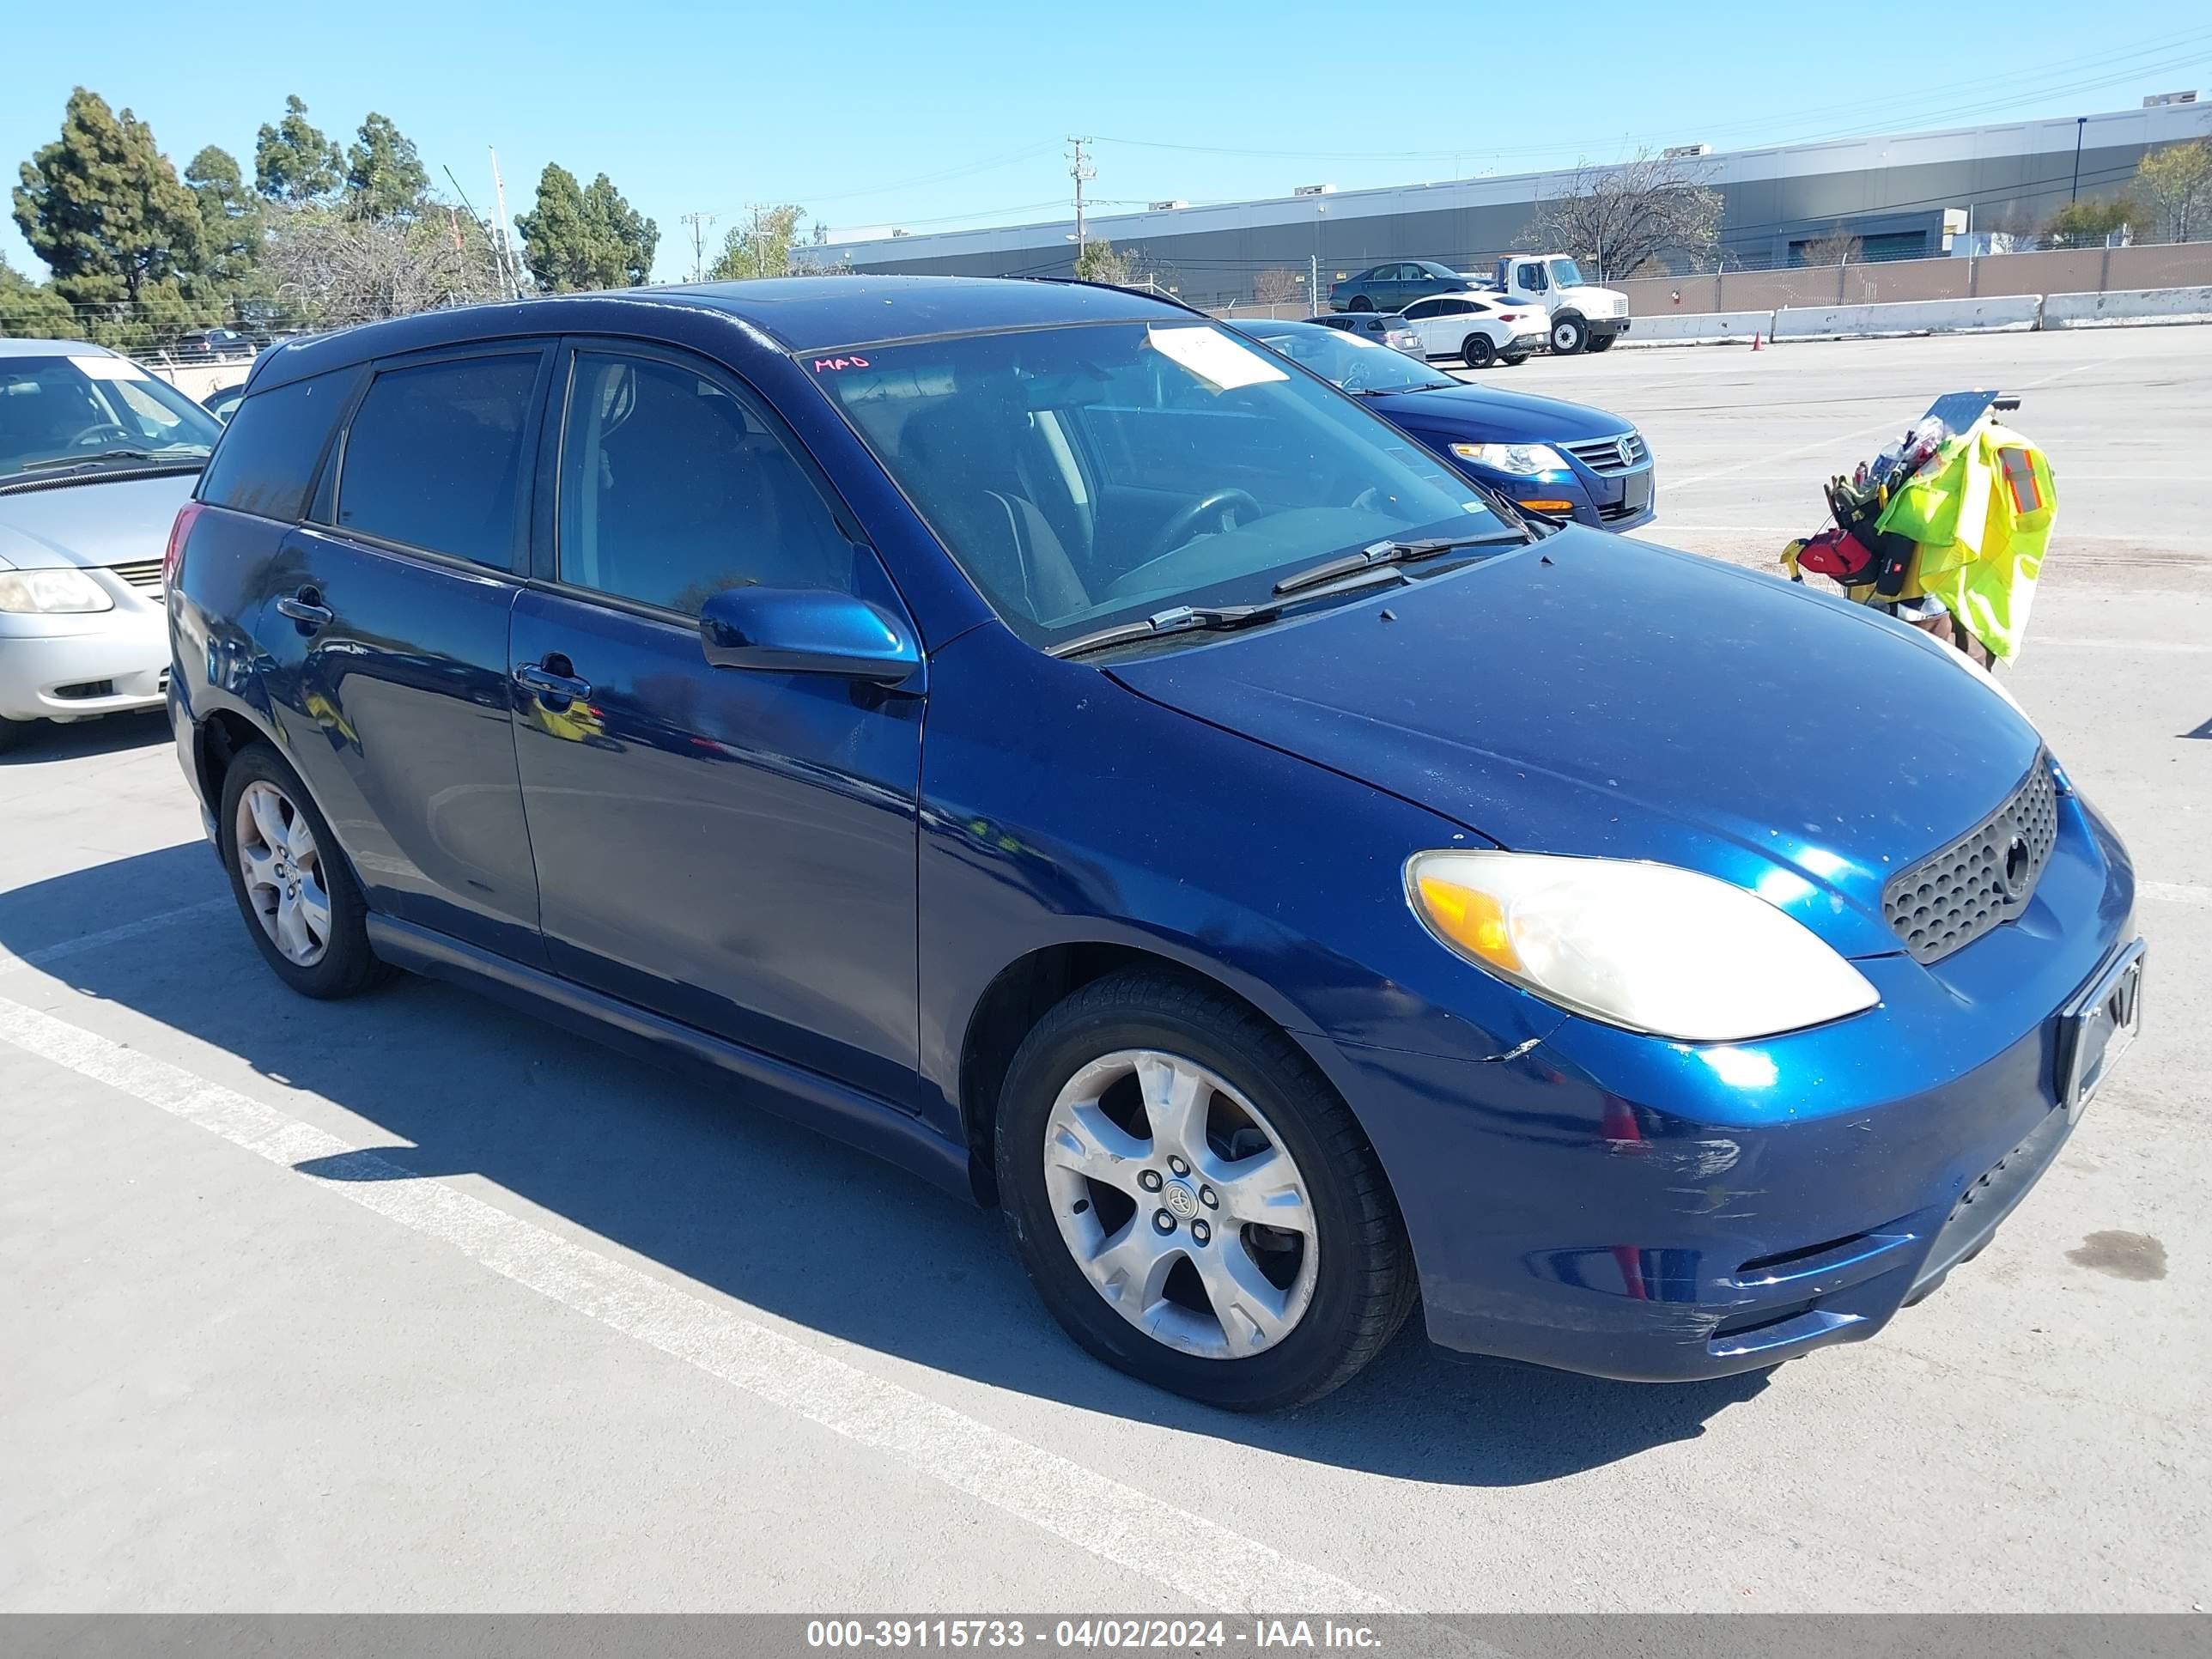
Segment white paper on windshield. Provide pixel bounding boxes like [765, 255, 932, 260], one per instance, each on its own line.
[70, 355, 151, 381]
[1146, 325, 1287, 391]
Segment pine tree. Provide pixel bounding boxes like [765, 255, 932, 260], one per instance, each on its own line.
[345, 113, 430, 222]
[185, 145, 264, 291]
[255, 95, 343, 204]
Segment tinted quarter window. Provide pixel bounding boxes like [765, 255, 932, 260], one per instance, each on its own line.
[336, 354, 538, 567]
[556, 352, 854, 615]
[197, 371, 353, 521]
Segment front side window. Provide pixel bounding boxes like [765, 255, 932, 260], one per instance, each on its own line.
[336, 354, 538, 568]
[556, 352, 854, 615]
[1547, 258, 1586, 289]
[818, 321, 1504, 648]
[0, 353, 222, 481]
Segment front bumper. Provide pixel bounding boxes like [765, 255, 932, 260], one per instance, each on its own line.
[1589, 315, 1631, 340]
[1323, 787, 2135, 1382]
[0, 609, 168, 722]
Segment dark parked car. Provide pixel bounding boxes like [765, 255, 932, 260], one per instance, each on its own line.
[1303, 310, 1423, 356]
[1328, 260, 1476, 313]
[168, 277, 2141, 1409]
[1229, 319, 1656, 529]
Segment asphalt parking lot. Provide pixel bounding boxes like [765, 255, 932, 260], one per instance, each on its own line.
[3, 326, 2208, 1615]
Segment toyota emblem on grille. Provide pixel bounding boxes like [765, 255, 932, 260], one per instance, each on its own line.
[2001, 834, 2032, 899]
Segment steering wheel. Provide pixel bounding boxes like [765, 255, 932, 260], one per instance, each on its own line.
[1103, 489, 1263, 600]
[65, 422, 131, 449]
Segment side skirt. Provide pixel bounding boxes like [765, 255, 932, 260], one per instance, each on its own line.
[365, 915, 978, 1204]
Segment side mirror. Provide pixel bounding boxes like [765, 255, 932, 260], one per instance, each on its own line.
[698, 586, 921, 684]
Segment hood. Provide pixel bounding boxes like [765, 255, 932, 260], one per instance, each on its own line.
[0, 471, 197, 571]
[1107, 531, 2042, 957]
[1367, 382, 1632, 443]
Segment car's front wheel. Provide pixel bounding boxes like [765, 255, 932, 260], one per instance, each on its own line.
[1550, 313, 1588, 355]
[1462, 333, 1497, 368]
[218, 743, 391, 999]
[996, 969, 1416, 1410]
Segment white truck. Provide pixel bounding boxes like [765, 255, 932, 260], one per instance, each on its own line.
[1483, 256, 1632, 356]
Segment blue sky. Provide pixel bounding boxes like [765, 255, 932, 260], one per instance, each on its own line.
[9, 3, 2211, 283]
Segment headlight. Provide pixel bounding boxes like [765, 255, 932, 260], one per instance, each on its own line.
[0, 568, 113, 615]
[1405, 850, 1880, 1042]
[1451, 441, 1569, 477]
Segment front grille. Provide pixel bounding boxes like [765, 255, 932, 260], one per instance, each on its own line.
[1597, 497, 1644, 523]
[1882, 756, 2058, 964]
[108, 558, 164, 596]
[1562, 433, 1649, 475]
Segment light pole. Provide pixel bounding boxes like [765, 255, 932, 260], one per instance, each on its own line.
[2070, 116, 2087, 204]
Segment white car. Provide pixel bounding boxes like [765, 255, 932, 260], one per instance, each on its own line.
[0, 340, 222, 750]
[1396, 293, 1549, 369]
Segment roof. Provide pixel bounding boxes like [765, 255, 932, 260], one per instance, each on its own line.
[248, 276, 1188, 391]
[0, 337, 117, 358]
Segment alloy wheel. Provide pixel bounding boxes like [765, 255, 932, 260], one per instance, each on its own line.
[1041, 1048, 1319, 1359]
[234, 779, 332, 967]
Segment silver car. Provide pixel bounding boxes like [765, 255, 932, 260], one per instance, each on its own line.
[0, 339, 223, 750]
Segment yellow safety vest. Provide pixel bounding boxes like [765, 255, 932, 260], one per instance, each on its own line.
[1874, 420, 2057, 664]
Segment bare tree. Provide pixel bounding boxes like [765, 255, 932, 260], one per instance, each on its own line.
[1252, 267, 1304, 305]
[1523, 150, 1723, 281]
[256, 199, 506, 329]
[1800, 227, 1863, 267]
[2136, 138, 2212, 243]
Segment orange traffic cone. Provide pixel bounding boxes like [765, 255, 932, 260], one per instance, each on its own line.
[1753, 331, 1763, 351]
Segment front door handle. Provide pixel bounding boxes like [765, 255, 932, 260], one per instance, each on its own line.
[515, 657, 592, 705]
[276, 587, 333, 630]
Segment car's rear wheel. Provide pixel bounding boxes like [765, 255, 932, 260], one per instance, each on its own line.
[1585, 333, 1617, 354]
[219, 744, 390, 999]
[1347, 295, 1375, 313]
[996, 969, 1416, 1411]
[1551, 313, 1589, 355]
[1462, 333, 1497, 368]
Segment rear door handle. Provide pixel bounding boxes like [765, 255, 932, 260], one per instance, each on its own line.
[276, 587, 333, 629]
[515, 657, 592, 704]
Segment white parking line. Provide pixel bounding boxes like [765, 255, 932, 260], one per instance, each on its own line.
[2142, 880, 2212, 908]
[0, 991, 1403, 1616]
[0, 896, 230, 979]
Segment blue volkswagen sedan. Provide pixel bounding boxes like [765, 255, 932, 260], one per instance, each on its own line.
[167, 277, 2141, 1410]
[1231, 319, 1656, 530]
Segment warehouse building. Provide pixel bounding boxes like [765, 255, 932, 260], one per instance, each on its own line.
[801, 100, 2211, 306]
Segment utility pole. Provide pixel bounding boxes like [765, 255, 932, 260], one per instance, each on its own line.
[2069, 116, 2087, 203]
[1310, 253, 1320, 316]
[1068, 136, 1095, 252]
[489, 147, 523, 299]
[680, 212, 717, 283]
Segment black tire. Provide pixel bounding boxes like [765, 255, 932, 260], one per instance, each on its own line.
[1461, 333, 1497, 369]
[1500, 355, 1528, 367]
[1347, 295, 1375, 313]
[1549, 313, 1588, 355]
[1585, 332, 1617, 354]
[0, 714, 30, 754]
[217, 742, 392, 999]
[995, 969, 1417, 1411]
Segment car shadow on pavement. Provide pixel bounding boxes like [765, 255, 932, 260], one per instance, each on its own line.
[1, 842, 1768, 1486]
[0, 710, 169, 766]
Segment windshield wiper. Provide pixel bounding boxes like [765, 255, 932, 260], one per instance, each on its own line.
[1048, 567, 1407, 660]
[18, 448, 204, 474]
[1272, 532, 1520, 596]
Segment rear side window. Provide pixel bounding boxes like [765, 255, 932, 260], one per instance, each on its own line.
[197, 372, 352, 521]
[336, 354, 539, 568]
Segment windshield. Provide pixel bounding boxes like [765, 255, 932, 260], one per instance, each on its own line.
[1547, 258, 1585, 289]
[1235, 324, 1459, 394]
[816, 321, 1506, 647]
[0, 353, 224, 480]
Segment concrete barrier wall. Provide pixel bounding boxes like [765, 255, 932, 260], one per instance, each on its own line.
[1622, 240, 2212, 318]
[2043, 286, 2212, 327]
[1621, 310, 1775, 343]
[143, 362, 251, 401]
[1772, 295, 2043, 338]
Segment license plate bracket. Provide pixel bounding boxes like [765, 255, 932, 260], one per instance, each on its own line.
[2057, 939, 2145, 1121]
